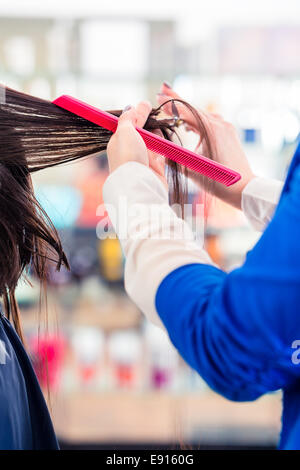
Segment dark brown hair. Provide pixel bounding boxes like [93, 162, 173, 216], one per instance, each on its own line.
[0, 85, 214, 340]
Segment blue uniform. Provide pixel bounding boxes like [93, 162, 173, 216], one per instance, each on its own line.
[156, 143, 300, 449]
[0, 310, 58, 449]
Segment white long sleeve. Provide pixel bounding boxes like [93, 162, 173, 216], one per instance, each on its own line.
[241, 176, 283, 231]
[103, 162, 214, 327]
[103, 162, 283, 326]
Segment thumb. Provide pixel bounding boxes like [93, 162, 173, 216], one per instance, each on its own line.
[160, 82, 181, 99]
[117, 105, 137, 129]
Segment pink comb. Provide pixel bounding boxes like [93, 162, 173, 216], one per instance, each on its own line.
[53, 95, 241, 186]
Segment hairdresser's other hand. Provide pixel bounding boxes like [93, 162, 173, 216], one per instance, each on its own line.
[107, 102, 167, 187]
[157, 83, 255, 209]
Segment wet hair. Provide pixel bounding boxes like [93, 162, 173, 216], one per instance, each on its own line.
[0, 85, 214, 339]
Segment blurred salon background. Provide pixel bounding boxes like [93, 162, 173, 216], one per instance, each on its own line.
[1, 0, 300, 449]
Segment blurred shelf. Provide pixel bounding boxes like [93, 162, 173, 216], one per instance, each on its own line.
[71, 303, 141, 331]
[21, 299, 141, 332]
[52, 391, 281, 446]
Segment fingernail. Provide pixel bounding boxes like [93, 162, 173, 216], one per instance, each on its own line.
[163, 81, 172, 89]
[122, 105, 132, 113]
[157, 92, 167, 97]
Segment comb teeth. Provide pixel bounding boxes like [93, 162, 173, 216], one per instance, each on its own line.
[53, 95, 241, 187]
[140, 132, 238, 186]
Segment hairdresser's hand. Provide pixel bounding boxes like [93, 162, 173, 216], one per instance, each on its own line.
[107, 102, 167, 187]
[157, 83, 255, 209]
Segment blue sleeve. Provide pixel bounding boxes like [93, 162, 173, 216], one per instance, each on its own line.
[156, 164, 300, 402]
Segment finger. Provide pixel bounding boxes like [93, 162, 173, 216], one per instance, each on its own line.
[135, 100, 152, 128]
[117, 105, 138, 128]
[158, 84, 195, 120]
[156, 93, 203, 130]
[157, 82, 183, 114]
[160, 82, 181, 99]
[156, 93, 179, 114]
[158, 84, 221, 129]
[156, 93, 172, 114]
[160, 82, 222, 127]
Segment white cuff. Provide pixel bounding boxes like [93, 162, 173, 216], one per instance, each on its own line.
[103, 162, 215, 327]
[241, 177, 283, 231]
